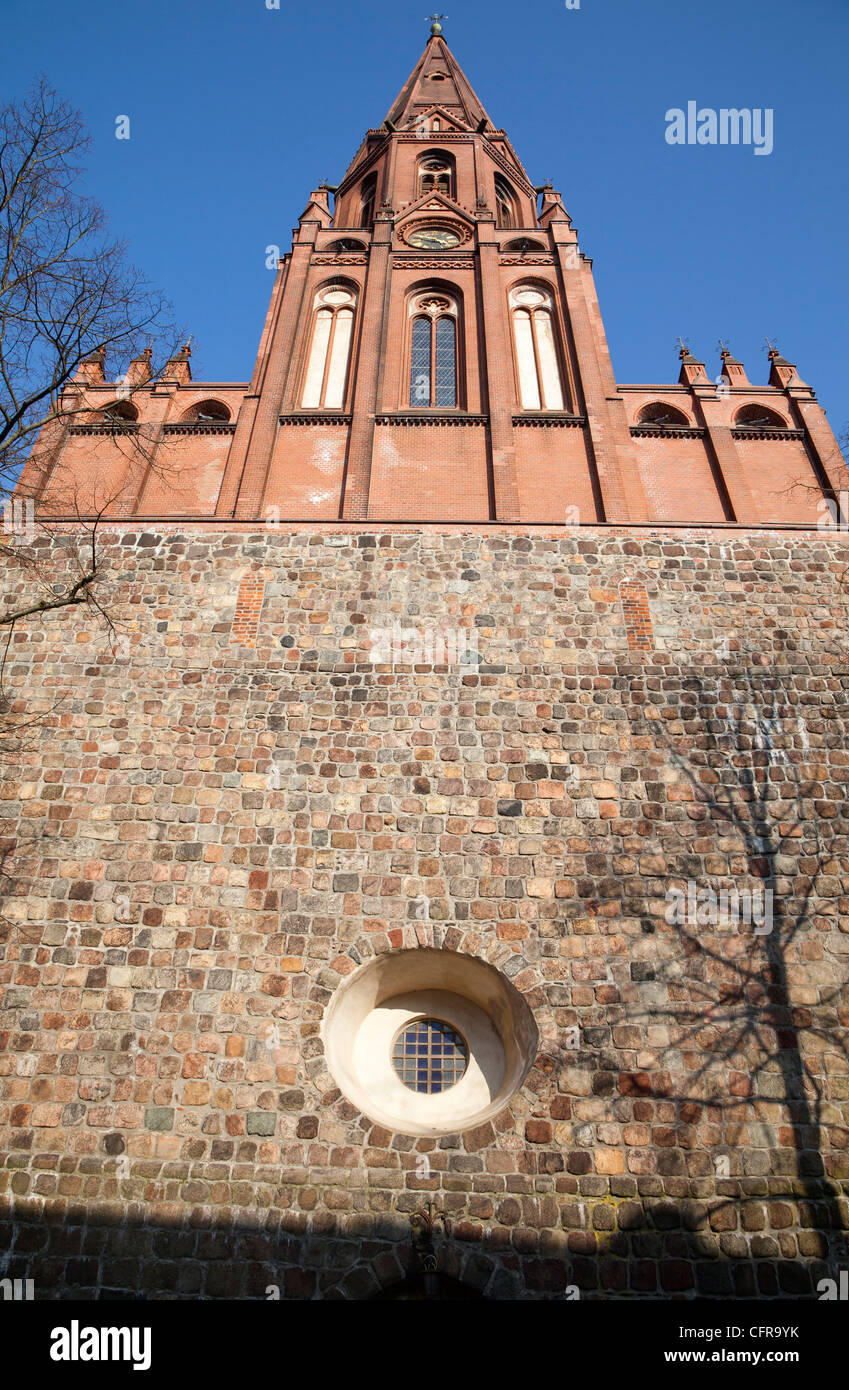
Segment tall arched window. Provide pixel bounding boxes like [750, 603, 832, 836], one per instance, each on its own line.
[301, 285, 358, 410]
[510, 286, 565, 411]
[408, 292, 459, 409]
[495, 175, 519, 230]
[358, 173, 378, 228]
[418, 153, 454, 199]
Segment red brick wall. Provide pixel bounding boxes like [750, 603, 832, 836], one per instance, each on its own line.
[40, 432, 146, 514]
[368, 423, 491, 518]
[264, 425, 350, 518]
[514, 426, 599, 523]
[735, 438, 824, 524]
[633, 436, 727, 523]
[137, 435, 231, 515]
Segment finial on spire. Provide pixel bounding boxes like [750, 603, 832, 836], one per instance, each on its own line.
[762, 336, 780, 356]
[426, 13, 448, 36]
[675, 335, 691, 358]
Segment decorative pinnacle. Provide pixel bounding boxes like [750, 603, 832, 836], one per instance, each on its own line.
[675, 335, 691, 357]
[717, 337, 731, 358]
[427, 13, 448, 36]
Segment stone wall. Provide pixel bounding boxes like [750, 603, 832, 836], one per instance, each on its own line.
[1, 523, 848, 1299]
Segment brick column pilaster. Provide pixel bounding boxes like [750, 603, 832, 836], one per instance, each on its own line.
[215, 258, 291, 518]
[341, 214, 392, 520]
[694, 390, 758, 523]
[478, 226, 518, 521]
[552, 236, 647, 523]
[132, 388, 176, 514]
[229, 230, 318, 520]
[791, 394, 849, 507]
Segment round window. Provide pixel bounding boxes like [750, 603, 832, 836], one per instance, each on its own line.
[513, 289, 547, 308]
[392, 1017, 468, 1094]
[322, 949, 540, 1137]
[322, 288, 355, 306]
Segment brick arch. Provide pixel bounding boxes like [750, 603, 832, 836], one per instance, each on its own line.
[180, 398, 231, 423]
[100, 399, 139, 422]
[311, 274, 361, 300]
[504, 271, 558, 296]
[324, 238, 366, 253]
[635, 400, 691, 427]
[404, 275, 464, 303]
[322, 1238, 500, 1300]
[733, 402, 787, 428]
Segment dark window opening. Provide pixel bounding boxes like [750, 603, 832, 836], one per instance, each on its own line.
[636, 402, 690, 427]
[495, 175, 518, 229]
[359, 173, 378, 229]
[102, 401, 138, 423]
[184, 400, 231, 424]
[734, 404, 787, 428]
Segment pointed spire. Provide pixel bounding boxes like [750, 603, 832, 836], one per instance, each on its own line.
[127, 345, 153, 387]
[383, 32, 494, 132]
[677, 342, 708, 386]
[76, 345, 106, 385]
[537, 184, 571, 227]
[717, 341, 749, 386]
[767, 345, 805, 389]
[164, 340, 193, 385]
[298, 186, 334, 228]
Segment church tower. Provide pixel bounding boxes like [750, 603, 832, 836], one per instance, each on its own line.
[213, 21, 651, 525]
[22, 23, 847, 526]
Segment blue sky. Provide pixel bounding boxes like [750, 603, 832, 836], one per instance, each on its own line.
[2, 0, 847, 435]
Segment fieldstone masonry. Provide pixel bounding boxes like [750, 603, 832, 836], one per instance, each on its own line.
[1, 522, 848, 1298]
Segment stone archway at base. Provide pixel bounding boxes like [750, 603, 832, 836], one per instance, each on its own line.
[371, 1273, 485, 1300]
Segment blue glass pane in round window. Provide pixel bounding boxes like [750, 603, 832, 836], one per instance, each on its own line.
[391, 1018, 468, 1094]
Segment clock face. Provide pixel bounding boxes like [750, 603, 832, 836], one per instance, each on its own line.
[407, 227, 461, 250]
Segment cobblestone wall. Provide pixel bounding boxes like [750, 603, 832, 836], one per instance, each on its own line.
[1, 524, 847, 1299]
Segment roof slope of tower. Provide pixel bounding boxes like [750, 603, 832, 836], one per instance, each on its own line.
[383, 34, 494, 131]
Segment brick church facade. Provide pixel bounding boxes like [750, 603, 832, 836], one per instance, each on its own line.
[19, 28, 845, 527]
[1, 26, 848, 1302]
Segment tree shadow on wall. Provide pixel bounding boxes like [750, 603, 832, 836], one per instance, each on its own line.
[617, 658, 849, 1266]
